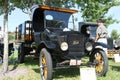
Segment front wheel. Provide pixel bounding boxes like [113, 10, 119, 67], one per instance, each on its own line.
[39, 48, 53, 80]
[90, 49, 108, 76]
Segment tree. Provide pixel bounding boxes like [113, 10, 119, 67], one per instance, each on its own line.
[111, 29, 120, 40]
[10, 0, 41, 19]
[75, 0, 120, 27]
[0, 0, 15, 73]
[44, 0, 75, 8]
[0, 0, 9, 73]
[11, 0, 76, 19]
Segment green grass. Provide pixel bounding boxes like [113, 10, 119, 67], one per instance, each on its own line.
[0, 51, 120, 80]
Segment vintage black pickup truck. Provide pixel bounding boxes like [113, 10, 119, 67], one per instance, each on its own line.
[15, 5, 109, 80]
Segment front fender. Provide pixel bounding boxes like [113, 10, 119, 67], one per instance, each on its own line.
[94, 42, 108, 49]
[40, 41, 56, 49]
[90, 48, 105, 61]
[91, 48, 105, 54]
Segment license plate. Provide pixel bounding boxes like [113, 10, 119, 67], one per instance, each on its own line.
[70, 59, 81, 66]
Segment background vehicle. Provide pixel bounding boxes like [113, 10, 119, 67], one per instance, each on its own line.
[78, 21, 110, 74]
[79, 22, 115, 56]
[79, 22, 98, 40]
[31, 5, 109, 80]
[114, 39, 120, 49]
[0, 42, 14, 64]
[107, 38, 120, 56]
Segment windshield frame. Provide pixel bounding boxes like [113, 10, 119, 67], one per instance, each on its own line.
[44, 10, 73, 29]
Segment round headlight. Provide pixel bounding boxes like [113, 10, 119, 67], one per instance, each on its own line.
[86, 30, 90, 34]
[60, 42, 68, 51]
[85, 42, 93, 51]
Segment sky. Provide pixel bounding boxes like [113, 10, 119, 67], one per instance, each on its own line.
[107, 6, 120, 36]
[0, 5, 120, 36]
[0, 8, 30, 31]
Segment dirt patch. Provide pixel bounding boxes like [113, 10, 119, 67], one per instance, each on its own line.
[0, 67, 29, 79]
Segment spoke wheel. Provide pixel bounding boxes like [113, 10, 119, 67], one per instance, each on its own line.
[39, 48, 52, 80]
[95, 53, 104, 72]
[90, 49, 108, 76]
[18, 44, 25, 63]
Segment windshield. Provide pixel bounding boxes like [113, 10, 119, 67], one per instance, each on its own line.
[45, 10, 72, 29]
[87, 25, 97, 37]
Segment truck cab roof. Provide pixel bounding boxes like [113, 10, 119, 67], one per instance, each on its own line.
[31, 5, 78, 32]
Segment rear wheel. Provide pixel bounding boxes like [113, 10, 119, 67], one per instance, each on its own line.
[18, 44, 25, 63]
[90, 49, 108, 76]
[39, 48, 52, 80]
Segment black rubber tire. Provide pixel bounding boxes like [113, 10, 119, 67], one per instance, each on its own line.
[18, 45, 25, 63]
[39, 48, 53, 80]
[90, 49, 108, 76]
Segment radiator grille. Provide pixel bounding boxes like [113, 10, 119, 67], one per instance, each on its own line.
[67, 34, 84, 52]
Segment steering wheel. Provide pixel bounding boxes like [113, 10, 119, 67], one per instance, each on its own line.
[55, 21, 65, 28]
